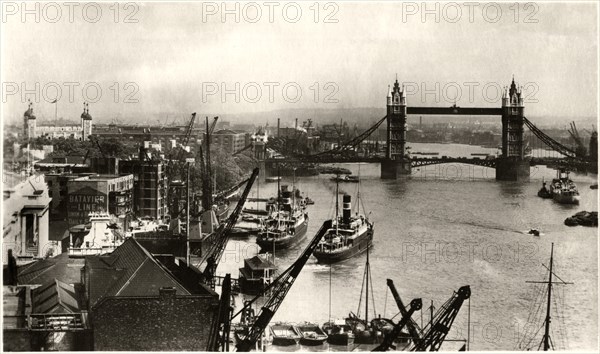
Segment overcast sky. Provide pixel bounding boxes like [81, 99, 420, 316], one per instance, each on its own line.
[2, 1, 598, 125]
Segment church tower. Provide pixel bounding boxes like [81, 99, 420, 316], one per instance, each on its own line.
[81, 102, 93, 141]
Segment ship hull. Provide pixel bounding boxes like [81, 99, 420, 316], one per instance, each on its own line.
[256, 217, 308, 251]
[552, 194, 580, 204]
[313, 229, 373, 264]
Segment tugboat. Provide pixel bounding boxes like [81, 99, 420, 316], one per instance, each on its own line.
[537, 180, 552, 199]
[256, 185, 308, 251]
[314, 178, 374, 263]
[550, 169, 580, 204]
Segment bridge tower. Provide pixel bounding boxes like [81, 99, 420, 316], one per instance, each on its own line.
[381, 79, 411, 178]
[496, 78, 530, 181]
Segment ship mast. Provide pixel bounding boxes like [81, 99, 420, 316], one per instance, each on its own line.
[543, 243, 554, 351]
[365, 242, 370, 324]
[357, 165, 361, 216]
[335, 175, 339, 234]
[523, 242, 573, 351]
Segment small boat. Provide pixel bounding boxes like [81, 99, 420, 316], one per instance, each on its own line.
[269, 323, 301, 346]
[304, 197, 315, 205]
[564, 211, 598, 227]
[295, 323, 328, 346]
[537, 181, 552, 199]
[591, 184, 598, 190]
[317, 166, 352, 175]
[265, 176, 282, 183]
[330, 175, 360, 183]
[528, 228, 540, 236]
[322, 320, 354, 346]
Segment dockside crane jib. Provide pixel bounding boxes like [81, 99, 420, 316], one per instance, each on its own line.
[410, 285, 471, 352]
[373, 298, 423, 352]
[197, 167, 259, 283]
[234, 219, 334, 352]
[387, 278, 423, 345]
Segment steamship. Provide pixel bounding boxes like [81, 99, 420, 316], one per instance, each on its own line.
[550, 169, 580, 204]
[313, 194, 374, 264]
[256, 185, 309, 251]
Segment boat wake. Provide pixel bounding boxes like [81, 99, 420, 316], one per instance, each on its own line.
[418, 210, 523, 235]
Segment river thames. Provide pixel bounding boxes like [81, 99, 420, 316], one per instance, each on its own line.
[217, 143, 598, 351]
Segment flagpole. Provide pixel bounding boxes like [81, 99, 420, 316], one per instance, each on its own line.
[54, 98, 58, 126]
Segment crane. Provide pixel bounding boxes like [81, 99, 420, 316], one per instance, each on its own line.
[567, 121, 587, 158]
[410, 285, 471, 352]
[387, 279, 423, 345]
[165, 113, 196, 218]
[234, 219, 333, 352]
[202, 116, 219, 210]
[372, 298, 423, 352]
[197, 167, 259, 283]
[207, 273, 233, 352]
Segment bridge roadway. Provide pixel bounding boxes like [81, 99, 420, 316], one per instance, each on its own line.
[265, 156, 596, 171]
[265, 156, 496, 168]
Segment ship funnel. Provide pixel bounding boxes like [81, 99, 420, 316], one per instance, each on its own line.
[342, 194, 351, 224]
[281, 185, 292, 211]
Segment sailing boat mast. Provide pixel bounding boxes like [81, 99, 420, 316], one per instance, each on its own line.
[335, 176, 339, 234]
[365, 243, 370, 324]
[543, 243, 554, 351]
[523, 242, 573, 351]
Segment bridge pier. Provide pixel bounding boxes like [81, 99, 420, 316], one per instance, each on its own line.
[380, 159, 411, 179]
[258, 160, 267, 182]
[495, 157, 530, 181]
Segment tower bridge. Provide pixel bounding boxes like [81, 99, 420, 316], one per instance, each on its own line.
[260, 77, 595, 181]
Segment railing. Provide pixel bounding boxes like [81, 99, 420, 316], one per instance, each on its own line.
[213, 275, 240, 293]
[28, 312, 90, 332]
[68, 245, 118, 257]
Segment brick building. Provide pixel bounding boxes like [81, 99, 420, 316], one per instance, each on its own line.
[82, 238, 219, 350]
[59, 173, 134, 229]
[211, 129, 248, 154]
[119, 160, 167, 220]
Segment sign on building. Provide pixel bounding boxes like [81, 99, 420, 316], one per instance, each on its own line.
[68, 186, 107, 226]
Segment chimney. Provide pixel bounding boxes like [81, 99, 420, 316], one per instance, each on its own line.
[342, 194, 351, 224]
[277, 118, 280, 137]
[159, 287, 177, 300]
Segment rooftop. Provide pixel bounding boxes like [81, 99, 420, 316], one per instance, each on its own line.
[85, 238, 214, 308]
[17, 252, 85, 286]
[244, 255, 276, 270]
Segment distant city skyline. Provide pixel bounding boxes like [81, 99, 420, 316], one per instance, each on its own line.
[2, 2, 598, 125]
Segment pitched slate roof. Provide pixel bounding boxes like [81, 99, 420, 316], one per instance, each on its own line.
[32, 279, 81, 313]
[18, 253, 85, 285]
[85, 238, 192, 308]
